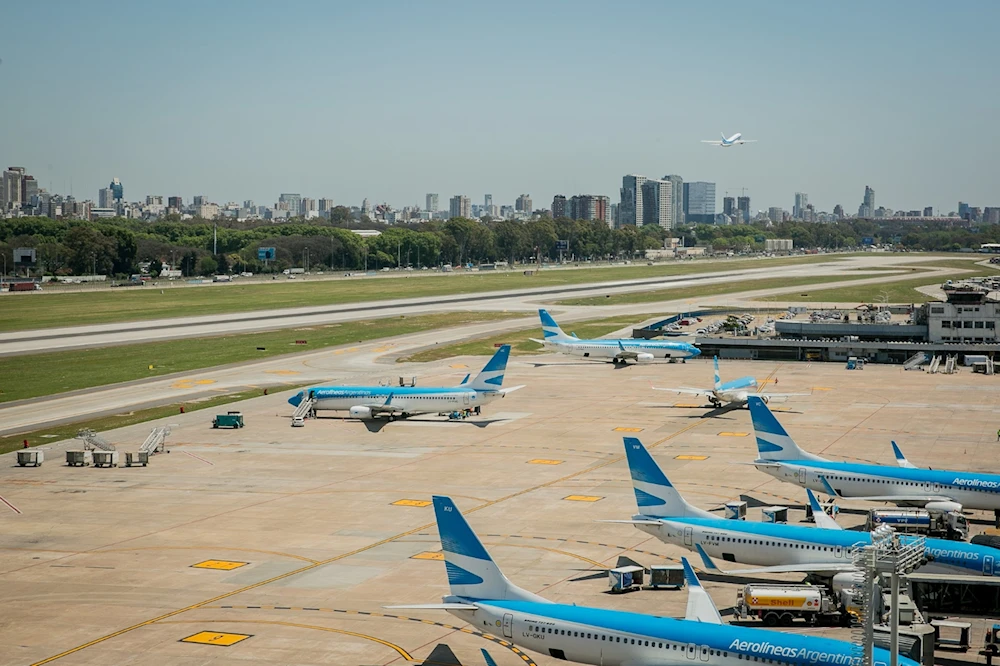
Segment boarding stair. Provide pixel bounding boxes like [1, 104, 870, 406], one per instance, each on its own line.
[75, 429, 115, 451]
[944, 355, 958, 374]
[928, 356, 942, 374]
[902, 352, 930, 371]
[292, 393, 316, 420]
[139, 426, 169, 454]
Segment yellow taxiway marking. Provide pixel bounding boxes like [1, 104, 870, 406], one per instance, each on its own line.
[167, 620, 411, 660]
[528, 459, 563, 465]
[391, 499, 432, 507]
[93, 546, 318, 563]
[718, 432, 750, 437]
[30, 411, 708, 666]
[812, 387, 833, 391]
[564, 495, 603, 502]
[171, 381, 195, 389]
[191, 560, 248, 571]
[180, 631, 251, 646]
[674, 455, 708, 461]
[193, 379, 216, 385]
[674, 403, 703, 408]
[411, 551, 445, 560]
[613, 427, 643, 432]
[264, 370, 301, 376]
[450, 363, 469, 369]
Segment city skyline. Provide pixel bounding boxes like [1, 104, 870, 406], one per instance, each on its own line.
[2, 1, 998, 212]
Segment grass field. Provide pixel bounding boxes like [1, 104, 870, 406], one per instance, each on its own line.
[0, 387, 290, 455]
[764, 259, 999, 304]
[398, 314, 657, 363]
[550, 272, 884, 306]
[1, 254, 850, 333]
[0, 311, 520, 404]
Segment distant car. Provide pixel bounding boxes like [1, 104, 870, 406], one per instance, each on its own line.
[291, 416, 305, 427]
[287, 274, 296, 279]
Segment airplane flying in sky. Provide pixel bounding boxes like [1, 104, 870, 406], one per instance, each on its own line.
[748, 396, 1000, 522]
[287, 345, 522, 420]
[701, 132, 758, 147]
[388, 495, 915, 666]
[654, 356, 809, 408]
[533, 309, 700, 365]
[615, 437, 999, 578]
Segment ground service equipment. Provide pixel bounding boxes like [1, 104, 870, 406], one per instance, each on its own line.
[735, 583, 849, 626]
[212, 412, 245, 428]
[866, 508, 968, 541]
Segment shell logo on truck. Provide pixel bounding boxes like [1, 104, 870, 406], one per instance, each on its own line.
[749, 596, 816, 608]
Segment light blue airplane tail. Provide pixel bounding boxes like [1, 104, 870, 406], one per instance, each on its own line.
[467, 345, 510, 391]
[432, 496, 547, 603]
[480, 649, 499, 666]
[538, 309, 574, 341]
[747, 397, 824, 462]
[623, 438, 715, 519]
[713, 356, 722, 391]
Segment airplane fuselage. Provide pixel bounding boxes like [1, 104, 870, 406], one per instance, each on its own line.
[757, 460, 1000, 513]
[290, 386, 503, 417]
[448, 598, 900, 666]
[712, 377, 757, 405]
[636, 514, 999, 577]
[544, 339, 700, 362]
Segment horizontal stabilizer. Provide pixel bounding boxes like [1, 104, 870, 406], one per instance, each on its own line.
[597, 519, 663, 526]
[681, 557, 723, 624]
[384, 603, 479, 611]
[806, 488, 842, 531]
[498, 385, 525, 395]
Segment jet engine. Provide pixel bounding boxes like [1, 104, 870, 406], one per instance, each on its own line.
[636, 353, 654, 363]
[759, 395, 770, 404]
[349, 406, 373, 419]
[925, 500, 963, 514]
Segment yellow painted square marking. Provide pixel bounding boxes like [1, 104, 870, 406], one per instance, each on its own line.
[193, 379, 216, 385]
[411, 551, 445, 560]
[528, 459, 563, 465]
[392, 499, 432, 507]
[564, 495, 603, 502]
[450, 363, 469, 369]
[181, 631, 252, 646]
[674, 455, 709, 460]
[674, 403, 703, 408]
[191, 560, 248, 571]
[718, 432, 750, 437]
[811, 387, 833, 391]
[264, 370, 301, 376]
[613, 427, 643, 432]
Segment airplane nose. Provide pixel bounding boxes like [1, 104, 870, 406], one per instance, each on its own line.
[287, 392, 302, 407]
[689, 346, 702, 357]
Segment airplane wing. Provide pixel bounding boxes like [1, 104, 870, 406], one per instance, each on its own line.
[740, 140, 759, 143]
[806, 489, 841, 531]
[652, 386, 714, 398]
[681, 558, 723, 624]
[597, 519, 663, 526]
[892, 441, 918, 469]
[498, 385, 525, 395]
[528, 338, 547, 345]
[694, 544, 854, 576]
[758, 392, 811, 399]
[818, 475, 953, 503]
[384, 603, 480, 611]
[701, 140, 724, 145]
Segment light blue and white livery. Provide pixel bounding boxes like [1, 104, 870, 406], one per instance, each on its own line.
[748, 396, 1000, 521]
[614, 437, 999, 578]
[388, 495, 917, 666]
[654, 356, 808, 408]
[533, 309, 700, 365]
[288, 345, 523, 420]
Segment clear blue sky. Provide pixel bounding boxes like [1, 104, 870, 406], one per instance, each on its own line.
[2, 0, 997, 214]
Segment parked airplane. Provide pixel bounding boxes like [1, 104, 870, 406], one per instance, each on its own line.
[287, 345, 522, 420]
[532, 309, 700, 365]
[702, 132, 758, 147]
[389, 496, 914, 666]
[748, 396, 1000, 523]
[615, 437, 999, 578]
[654, 356, 808, 408]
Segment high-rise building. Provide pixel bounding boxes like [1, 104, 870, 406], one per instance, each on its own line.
[641, 179, 673, 229]
[722, 196, 736, 217]
[552, 195, 567, 218]
[168, 196, 184, 210]
[515, 194, 532, 213]
[450, 195, 471, 218]
[1, 167, 26, 211]
[566, 195, 609, 222]
[426, 193, 439, 212]
[793, 192, 808, 219]
[98, 187, 115, 209]
[619, 175, 647, 227]
[279, 193, 302, 215]
[609, 203, 619, 228]
[923, 206, 933, 217]
[662, 175, 684, 227]
[484, 194, 492, 209]
[109, 177, 123, 202]
[737, 196, 751, 222]
[683, 182, 716, 224]
[858, 185, 876, 218]
[301, 198, 317, 217]
[984, 208, 1000, 225]
[958, 202, 970, 220]
[318, 198, 335, 214]
[193, 195, 207, 206]
[833, 204, 844, 219]
[768, 207, 784, 223]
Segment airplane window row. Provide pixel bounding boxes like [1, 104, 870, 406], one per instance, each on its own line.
[824, 476, 989, 492]
[706, 535, 841, 552]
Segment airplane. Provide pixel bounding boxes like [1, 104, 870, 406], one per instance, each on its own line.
[388, 495, 915, 666]
[614, 437, 1000, 578]
[532, 309, 700, 366]
[287, 345, 523, 420]
[701, 132, 757, 147]
[748, 396, 1000, 524]
[654, 356, 809, 408]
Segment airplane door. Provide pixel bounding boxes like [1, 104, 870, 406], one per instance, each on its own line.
[985, 555, 995, 576]
[686, 643, 697, 660]
[797, 468, 807, 484]
[932, 482, 941, 493]
[683, 527, 694, 547]
[463, 393, 470, 405]
[502, 613, 513, 638]
[834, 545, 843, 559]
[700, 645, 710, 662]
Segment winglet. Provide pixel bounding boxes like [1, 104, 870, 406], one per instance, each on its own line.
[806, 488, 842, 530]
[818, 474, 841, 498]
[681, 557, 723, 624]
[713, 356, 722, 391]
[694, 543, 720, 571]
[481, 648, 499, 666]
[891, 441, 917, 469]
[383, 393, 394, 406]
